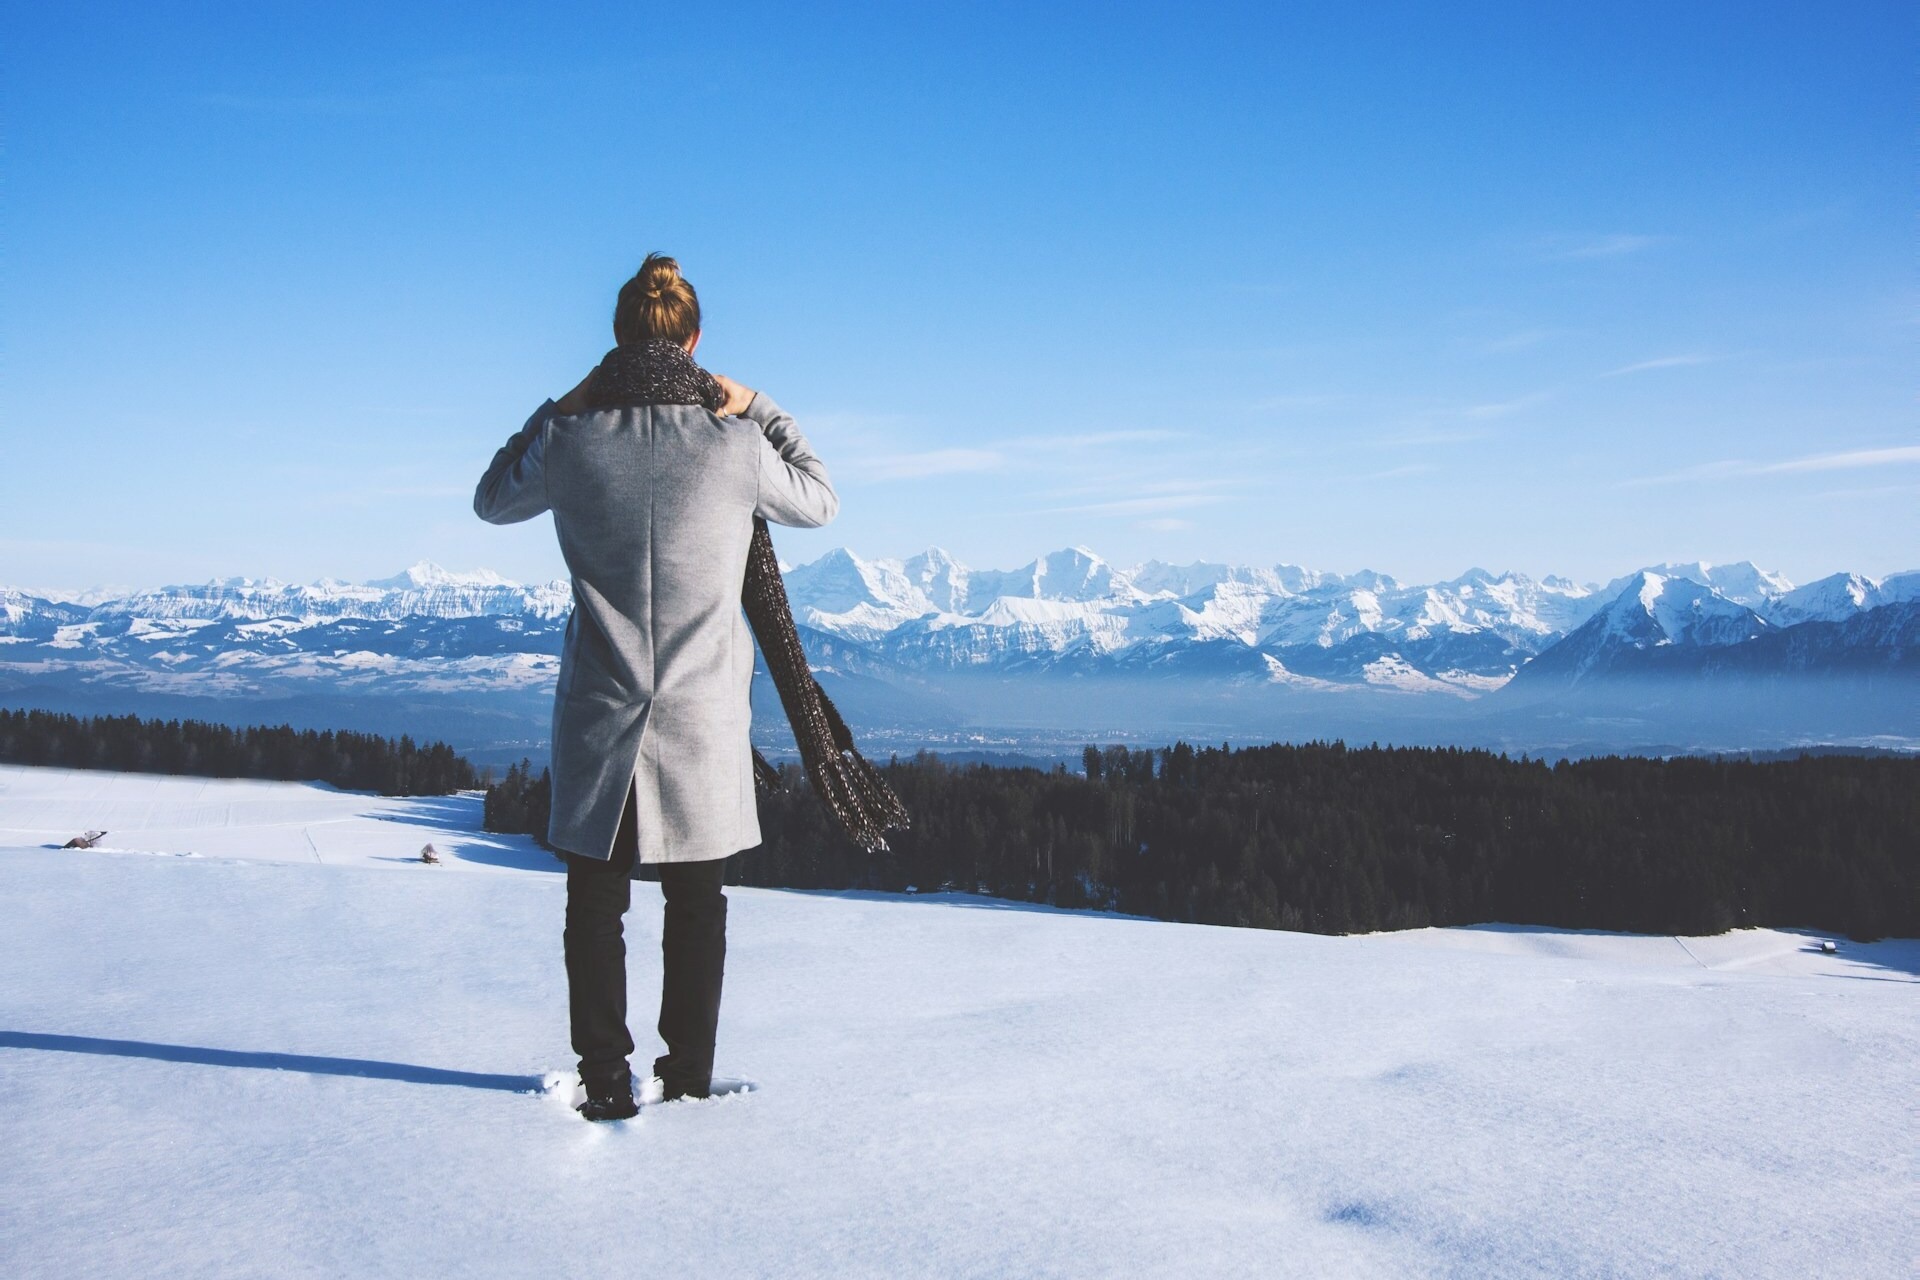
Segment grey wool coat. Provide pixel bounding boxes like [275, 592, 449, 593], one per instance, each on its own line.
[473, 391, 838, 863]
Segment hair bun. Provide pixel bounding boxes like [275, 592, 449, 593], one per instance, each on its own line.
[613, 251, 702, 347]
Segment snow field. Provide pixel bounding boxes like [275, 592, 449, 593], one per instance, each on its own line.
[0, 765, 1915, 1278]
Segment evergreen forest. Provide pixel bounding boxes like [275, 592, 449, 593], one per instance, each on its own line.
[13, 706, 1910, 940]
[483, 758, 553, 837]
[692, 742, 1913, 940]
[0, 708, 478, 796]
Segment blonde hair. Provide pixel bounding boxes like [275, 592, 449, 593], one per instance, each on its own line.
[613, 252, 701, 347]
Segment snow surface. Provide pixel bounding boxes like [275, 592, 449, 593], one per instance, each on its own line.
[2, 765, 1915, 1278]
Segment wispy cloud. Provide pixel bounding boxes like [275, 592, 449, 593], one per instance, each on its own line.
[1042, 492, 1231, 517]
[1005, 429, 1183, 451]
[1770, 355, 1871, 374]
[832, 423, 1181, 484]
[1250, 392, 1354, 412]
[1534, 233, 1668, 261]
[1600, 354, 1719, 378]
[1621, 460, 1747, 486]
[302, 484, 470, 509]
[1035, 475, 1242, 501]
[803, 410, 919, 434]
[1372, 427, 1493, 447]
[1807, 481, 1920, 502]
[1315, 391, 1547, 453]
[856, 449, 1005, 480]
[1758, 445, 1920, 474]
[1137, 517, 1194, 532]
[0, 536, 165, 558]
[1356, 464, 1436, 481]
[1623, 444, 1920, 487]
[1461, 392, 1551, 420]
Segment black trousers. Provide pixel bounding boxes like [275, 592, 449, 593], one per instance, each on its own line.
[562, 783, 729, 1097]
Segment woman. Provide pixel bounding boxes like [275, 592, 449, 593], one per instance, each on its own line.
[474, 254, 838, 1121]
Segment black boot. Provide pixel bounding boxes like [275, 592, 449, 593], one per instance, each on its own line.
[652, 1059, 711, 1102]
[577, 1071, 638, 1122]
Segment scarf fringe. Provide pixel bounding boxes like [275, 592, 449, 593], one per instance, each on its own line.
[750, 748, 782, 793]
[742, 517, 910, 853]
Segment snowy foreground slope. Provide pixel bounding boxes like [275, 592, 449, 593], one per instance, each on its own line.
[1, 767, 1914, 1278]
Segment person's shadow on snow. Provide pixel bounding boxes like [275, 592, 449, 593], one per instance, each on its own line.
[0, 1031, 542, 1093]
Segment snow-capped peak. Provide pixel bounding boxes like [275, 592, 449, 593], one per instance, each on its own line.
[780, 548, 941, 642]
[899, 547, 972, 613]
[206, 574, 287, 591]
[1609, 570, 1768, 648]
[1028, 547, 1118, 601]
[1635, 560, 1793, 607]
[365, 561, 516, 590]
[1764, 572, 1883, 627]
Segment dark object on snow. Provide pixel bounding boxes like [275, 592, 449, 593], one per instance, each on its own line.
[581, 339, 910, 854]
[576, 1068, 639, 1123]
[655, 1076, 711, 1103]
[419, 843, 441, 865]
[62, 830, 107, 849]
[577, 1088, 639, 1122]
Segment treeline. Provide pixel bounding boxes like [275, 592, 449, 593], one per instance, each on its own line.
[483, 759, 551, 842]
[0, 708, 477, 796]
[734, 741, 1915, 940]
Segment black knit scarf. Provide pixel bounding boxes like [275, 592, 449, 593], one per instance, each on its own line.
[581, 339, 910, 853]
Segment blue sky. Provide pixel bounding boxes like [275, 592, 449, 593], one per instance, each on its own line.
[4, 1, 1913, 592]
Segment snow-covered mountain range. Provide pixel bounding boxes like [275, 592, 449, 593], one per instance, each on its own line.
[775, 548, 1916, 692]
[4, 550, 1916, 757]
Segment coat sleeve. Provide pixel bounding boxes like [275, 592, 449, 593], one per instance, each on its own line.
[745, 391, 839, 528]
[473, 400, 557, 524]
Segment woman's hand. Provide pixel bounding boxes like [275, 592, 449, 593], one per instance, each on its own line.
[553, 372, 594, 415]
[711, 373, 757, 417]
